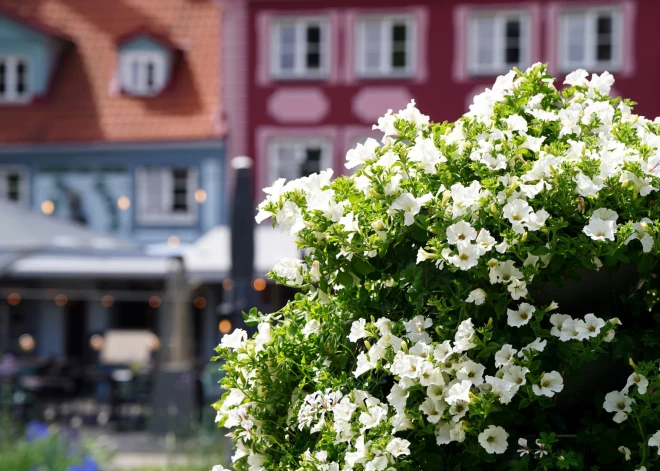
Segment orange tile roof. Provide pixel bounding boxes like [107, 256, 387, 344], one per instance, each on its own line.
[0, 0, 224, 143]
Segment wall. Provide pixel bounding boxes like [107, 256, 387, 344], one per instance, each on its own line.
[244, 0, 660, 192]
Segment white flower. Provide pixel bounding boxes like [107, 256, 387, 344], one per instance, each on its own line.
[309, 260, 321, 282]
[603, 390, 634, 423]
[346, 138, 379, 169]
[625, 372, 649, 395]
[532, 371, 564, 397]
[456, 360, 486, 386]
[588, 71, 615, 97]
[454, 319, 476, 352]
[625, 219, 654, 253]
[408, 137, 446, 174]
[448, 400, 469, 422]
[574, 313, 606, 339]
[419, 396, 443, 423]
[490, 260, 523, 284]
[388, 192, 433, 226]
[276, 201, 306, 235]
[519, 338, 547, 357]
[273, 258, 305, 285]
[501, 365, 529, 388]
[507, 303, 535, 327]
[503, 199, 531, 233]
[507, 278, 528, 300]
[373, 109, 398, 141]
[449, 181, 483, 217]
[446, 221, 477, 244]
[436, 421, 466, 445]
[478, 425, 509, 454]
[386, 384, 409, 412]
[255, 323, 272, 351]
[405, 315, 433, 343]
[448, 241, 480, 270]
[485, 375, 517, 404]
[517, 438, 530, 456]
[618, 446, 631, 461]
[212, 465, 227, 471]
[386, 437, 411, 457]
[549, 314, 572, 338]
[583, 218, 617, 241]
[503, 114, 528, 133]
[564, 69, 589, 87]
[494, 344, 517, 368]
[220, 329, 247, 350]
[466, 288, 486, 305]
[398, 99, 430, 129]
[302, 319, 321, 337]
[649, 431, 660, 455]
[446, 380, 472, 405]
[349, 319, 368, 343]
[475, 229, 496, 254]
[339, 211, 359, 233]
[354, 352, 377, 377]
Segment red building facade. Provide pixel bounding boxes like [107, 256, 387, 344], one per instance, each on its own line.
[222, 0, 658, 194]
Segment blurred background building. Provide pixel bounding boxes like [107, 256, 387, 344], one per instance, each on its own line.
[0, 0, 659, 456]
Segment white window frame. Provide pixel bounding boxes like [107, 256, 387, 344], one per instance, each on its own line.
[355, 14, 417, 78]
[0, 55, 33, 104]
[135, 166, 199, 226]
[467, 10, 531, 76]
[558, 6, 622, 72]
[119, 51, 168, 96]
[270, 16, 330, 80]
[0, 166, 29, 207]
[267, 138, 333, 185]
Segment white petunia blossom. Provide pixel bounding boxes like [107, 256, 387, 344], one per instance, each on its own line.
[386, 437, 411, 457]
[446, 221, 477, 244]
[273, 258, 305, 285]
[648, 431, 660, 455]
[625, 372, 649, 395]
[478, 425, 509, 454]
[603, 390, 634, 423]
[388, 192, 433, 226]
[466, 288, 486, 305]
[532, 371, 564, 397]
[507, 303, 535, 327]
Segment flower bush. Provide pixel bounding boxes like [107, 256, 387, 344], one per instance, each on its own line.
[213, 63, 660, 471]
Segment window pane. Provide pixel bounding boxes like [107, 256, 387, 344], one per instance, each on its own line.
[306, 25, 321, 69]
[16, 59, 27, 95]
[146, 62, 155, 90]
[279, 25, 296, 71]
[596, 15, 613, 61]
[6, 173, 20, 202]
[363, 21, 382, 71]
[131, 60, 140, 88]
[172, 169, 189, 212]
[0, 61, 6, 95]
[392, 23, 407, 69]
[474, 17, 496, 66]
[277, 145, 300, 181]
[564, 14, 586, 63]
[301, 148, 322, 177]
[505, 19, 521, 65]
[144, 169, 163, 214]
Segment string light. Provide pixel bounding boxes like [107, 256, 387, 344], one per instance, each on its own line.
[219, 319, 232, 334]
[148, 296, 162, 308]
[167, 235, 180, 248]
[117, 196, 131, 210]
[253, 278, 267, 291]
[89, 334, 104, 351]
[222, 279, 234, 291]
[7, 292, 21, 306]
[19, 334, 35, 352]
[146, 333, 160, 351]
[193, 296, 207, 309]
[194, 189, 207, 203]
[101, 295, 114, 307]
[54, 294, 68, 307]
[41, 200, 55, 215]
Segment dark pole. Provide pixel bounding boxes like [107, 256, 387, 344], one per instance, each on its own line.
[227, 156, 255, 333]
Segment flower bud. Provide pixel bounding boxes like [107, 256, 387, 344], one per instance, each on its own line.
[401, 341, 408, 354]
[364, 340, 372, 351]
[640, 221, 651, 233]
[521, 232, 528, 242]
[544, 301, 559, 312]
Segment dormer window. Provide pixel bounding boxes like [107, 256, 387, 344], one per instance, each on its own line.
[120, 51, 167, 96]
[117, 32, 177, 97]
[0, 55, 32, 103]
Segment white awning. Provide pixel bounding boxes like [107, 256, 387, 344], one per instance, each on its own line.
[6, 226, 299, 281]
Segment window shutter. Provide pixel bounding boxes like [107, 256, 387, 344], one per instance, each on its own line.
[473, 17, 496, 69]
[564, 13, 587, 65]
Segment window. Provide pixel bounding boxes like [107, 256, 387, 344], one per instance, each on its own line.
[271, 17, 329, 79]
[0, 167, 28, 206]
[0, 55, 31, 103]
[119, 51, 167, 96]
[467, 11, 530, 75]
[356, 15, 416, 78]
[267, 139, 332, 184]
[136, 166, 198, 225]
[559, 7, 621, 71]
